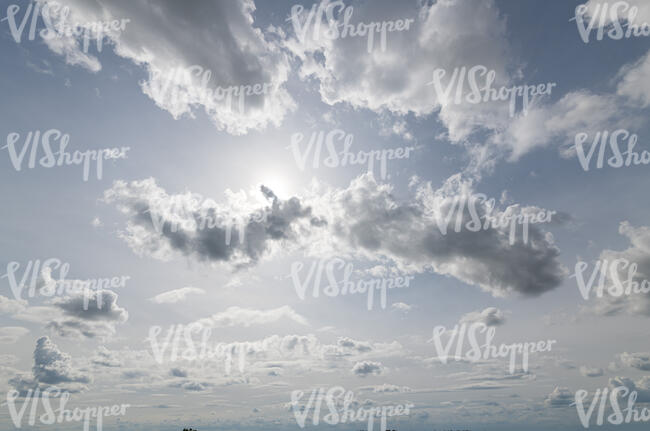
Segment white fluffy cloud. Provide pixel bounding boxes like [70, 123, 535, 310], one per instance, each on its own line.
[583, 222, 650, 317]
[283, 0, 516, 142]
[36, 0, 295, 134]
[617, 352, 650, 371]
[10, 336, 91, 395]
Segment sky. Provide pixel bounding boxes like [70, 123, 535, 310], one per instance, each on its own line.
[1, 0, 650, 430]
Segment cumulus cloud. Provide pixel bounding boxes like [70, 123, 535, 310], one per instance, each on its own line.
[149, 286, 206, 304]
[310, 174, 566, 297]
[0, 287, 127, 339]
[609, 376, 650, 403]
[10, 336, 91, 395]
[106, 174, 566, 297]
[459, 307, 507, 326]
[492, 46, 650, 162]
[36, 0, 295, 134]
[582, 222, 650, 317]
[493, 91, 631, 161]
[92, 346, 123, 368]
[544, 386, 574, 408]
[46, 289, 128, 338]
[352, 361, 385, 377]
[617, 352, 650, 371]
[102, 178, 317, 268]
[283, 0, 517, 142]
[579, 366, 604, 377]
[170, 368, 188, 378]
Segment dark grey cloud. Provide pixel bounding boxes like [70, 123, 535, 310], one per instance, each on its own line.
[352, 361, 384, 377]
[46, 289, 128, 338]
[103, 178, 315, 268]
[105, 174, 566, 297]
[170, 368, 189, 378]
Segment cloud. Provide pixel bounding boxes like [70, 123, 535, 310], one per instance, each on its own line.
[459, 307, 507, 326]
[0, 287, 127, 339]
[307, 174, 566, 297]
[579, 366, 604, 377]
[38, 0, 295, 134]
[493, 91, 632, 162]
[106, 174, 566, 297]
[492, 46, 650, 162]
[369, 383, 412, 393]
[195, 305, 309, 328]
[0, 326, 30, 344]
[10, 336, 91, 395]
[352, 361, 385, 377]
[617, 352, 650, 371]
[0, 295, 28, 315]
[582, 222, 650, 317]
[336, 337, 372, 354]
[283, 0, 517, 142]
[616, 49, 650, 108]
[544, 386, 574, 408]
[44, 289, 129, 339]
[103, 178, 317, 267]
[170, 368, 188, 378]
[149, 287, 206, 304]
[92, 346, 123, 368]
[391, 302, 412, 312]
[609, 376, 650, 403]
